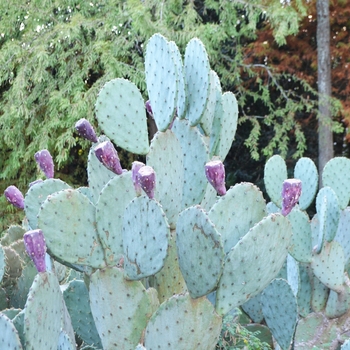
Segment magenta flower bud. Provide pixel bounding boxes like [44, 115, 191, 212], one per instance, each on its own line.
[34, 149, 54, 178]
[4, 185, 24, 209]
[145, 100, 153, 117]
[137, 166, 156, 199]
[23, 229, 47, 273]
[281, 179, 302, 216]
[94, 141, 123, 175]
[132, 161, 145, 196]
[205, 160, 226, 196]
[75, 118, 98, 143]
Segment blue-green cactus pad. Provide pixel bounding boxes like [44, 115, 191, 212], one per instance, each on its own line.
[325, 285, 350, 318]
[172, 118, 209, 208]
[89, 267, 156, 350]
[96, 171, 136, 265]
[294, 157, 318, 210]
[264, 155, 287, 207]
[241, 292, 264, 323]
[176, 206, 224, 298]
[261, 278, 298, 350]
[213, 92, 239, 160]
[311, 241, 345, 292]
[169, 40, 187, 119]
[184, 38, 210, 126]
[287, 254, 300, 297]
[144, 293, 222, 350]
[216, 213, 292, 315]
[311, 275, 329, 312]
[287, 208, 312, 263]
[297, 263, 312, 317]
[145, 34, 177, 131]
[266, 201, 281, 214]
[63, 279, 102, 348]
[0, 313, 23, 349]
[200, 70, 221, 136]
[208, 183, 267, 254]
[0, 246, 4, 283]
[95, 78, 149, 154]
[12, 309, 25, 347]
[322, 157, 350, 209]
[38, 189, 105, 268]
[146, 129, 183, 229]
[57, 330, 76, 350]
[209, 90, 224, 157]
[24, 178, 71, 229]
[201, 183, 218, 212]
[316, 186, 340, 243]
[87, 135, 116, 204]
[24, 272, 63, 349]
[123, 196, 170, 280]
[342, 339, 350, 350]
[335, 208, 350, 267]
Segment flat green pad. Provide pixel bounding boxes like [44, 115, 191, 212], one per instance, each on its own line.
[146, 130, 183, 229]
[172, 118, 209, 208]
[311, 241, 345, 292]
[24, 272, 62, 350]
[264, 155, 287, 207]
[95, 78, 149, 154]
[208, 183, 266, 254]
[38, 189, 105, 268]
[89, 267, 155, 350]
[123, 196, 170, 280]
[335, 208, 350, 267]
[57, 330, 75, 350]
[176, 206, 224, 298]
[0, 246, 4, 283]
[184, 38, 210, 126]
[145, 34, 177, 131]
[63, 279, 102, 348]
[96, 171, 136, 265]
[0, 313, 23, 349]
[24, 178, 71, 229]
[294, 157, 318, 210]
[322, 157, 350, 209]
[144, 293, 222, 350]
[216, 213, 292, 315]
[213, 91, 239, 160]
[261, 278, 298, 350]
[287, 208, 312, 263]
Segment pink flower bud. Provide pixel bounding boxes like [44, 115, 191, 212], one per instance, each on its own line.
[137, 166, 156, 199]
[75, 118, 98, 143]
[205, 160, 226, 196]
[23, 229, 47, 273]
[281, 179, 302, 216]
[34, 149, 54, 178]
[132, 161, 145, 196]
[94, 141, 123, 175]
[4, 185, 24, 209]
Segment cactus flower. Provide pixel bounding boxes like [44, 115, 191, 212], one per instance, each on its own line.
[205, 160, 226, 196]
[137, 165, 156, 199]
[132, 161, 145, 196]
[23, 229, 47, 273]
[34, 149, 54, 178]
[145, 100, 153, 117]
[4, 185, 24, 209]
[94, 140, 123, 175]
[75, 118, 98, 143]
[281, 179, 302, 216]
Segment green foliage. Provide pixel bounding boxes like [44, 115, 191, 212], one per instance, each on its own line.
[216, 312, 271, 350]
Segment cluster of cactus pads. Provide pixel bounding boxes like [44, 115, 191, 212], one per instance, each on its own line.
[1, 33, 350, 350]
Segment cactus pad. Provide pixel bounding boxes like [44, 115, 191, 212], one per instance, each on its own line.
[0, 313, 23, 349]
[95, 78, 149, 154]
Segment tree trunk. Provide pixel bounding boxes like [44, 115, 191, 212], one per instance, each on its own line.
[317, 0, 333, 184]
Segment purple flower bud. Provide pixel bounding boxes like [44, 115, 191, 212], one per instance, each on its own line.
[34, 149, 54, 179]
[281, 179, 302, 216]
[23, 229, 47, 273]
[145, 100, 153, 117]
[75, 118, 98, 143]
[205, 160, 226, 196]
[132, 161, 145, 196]
[137, 166, 156, 199]
[94, 141, 123, 175]
[4, 185, 24, 209]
